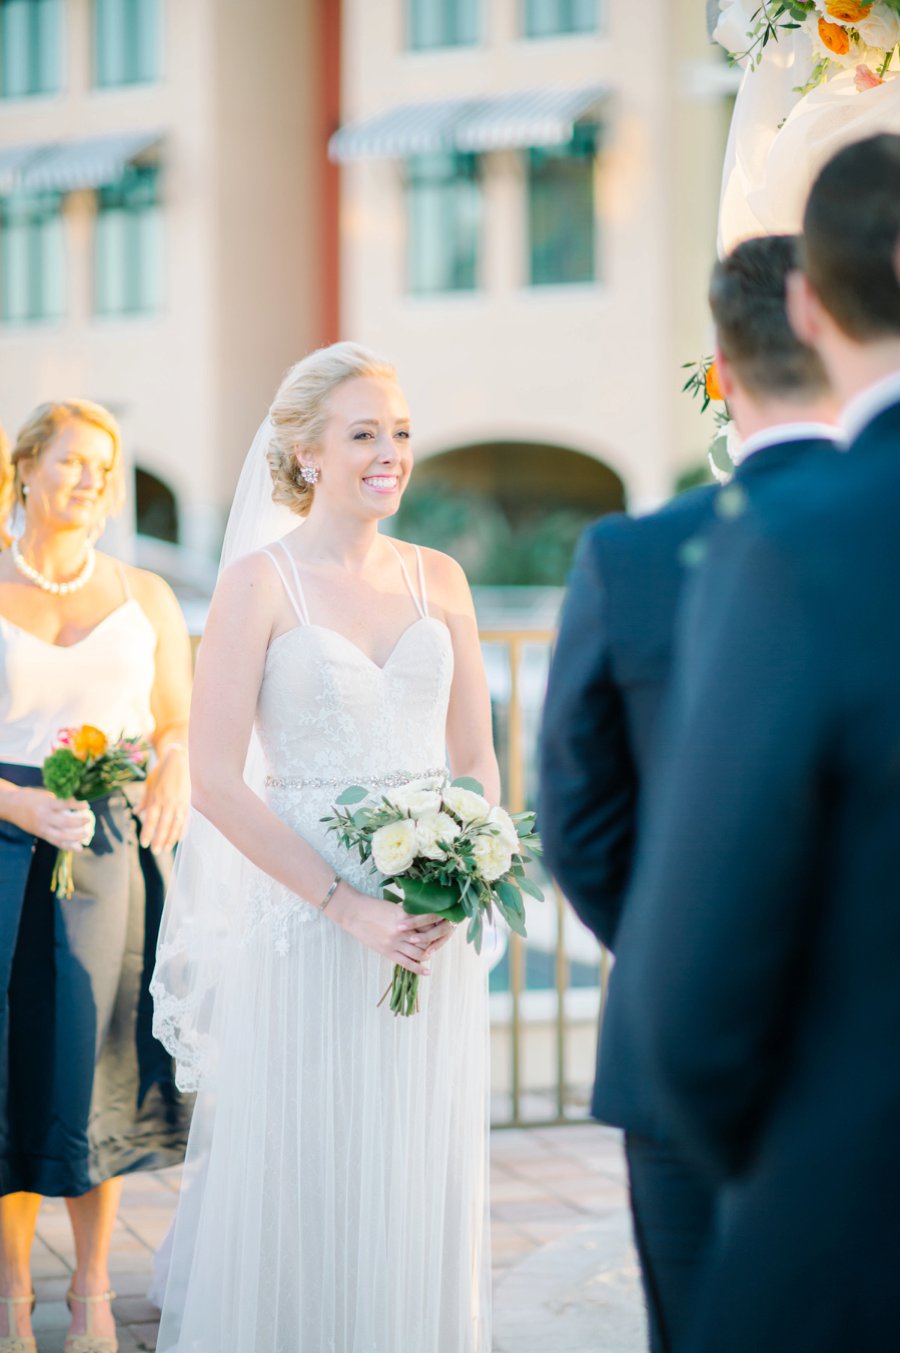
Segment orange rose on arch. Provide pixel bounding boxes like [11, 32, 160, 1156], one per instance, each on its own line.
[824, 0, 873, 22]
[705, 361, 724, 403]
[818, 17, 853, 55]
[72, 725, 108, 761]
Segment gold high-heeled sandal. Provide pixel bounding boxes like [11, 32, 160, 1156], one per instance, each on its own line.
[0, 1291, 36, 1353]
[64, 1288, 118, 1353]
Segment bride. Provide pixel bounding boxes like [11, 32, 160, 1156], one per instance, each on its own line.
[151, 342, 498, 1352]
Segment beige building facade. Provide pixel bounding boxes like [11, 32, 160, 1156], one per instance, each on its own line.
[0, 0, 330, 586]
[332, 0, 734, 516]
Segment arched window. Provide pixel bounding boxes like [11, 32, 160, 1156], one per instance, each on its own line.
[135, 465, 178, 543]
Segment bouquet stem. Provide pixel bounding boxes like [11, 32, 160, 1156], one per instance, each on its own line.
[51, 848, 74, 900]
[377, 965, 420, 1017]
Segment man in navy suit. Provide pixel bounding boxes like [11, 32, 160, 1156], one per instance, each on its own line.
[539, 235, 838, 1351]
[610, 134, 900, 1352]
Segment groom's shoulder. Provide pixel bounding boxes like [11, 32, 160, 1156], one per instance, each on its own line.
[581, 483, 718, 573]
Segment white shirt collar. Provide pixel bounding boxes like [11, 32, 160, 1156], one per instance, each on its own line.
[841, 371, 900, 445]
[732, 422, 843, 466]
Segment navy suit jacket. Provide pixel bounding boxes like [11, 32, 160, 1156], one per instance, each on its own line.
[539, 436, 837, 1138]
[610, 399, 900, 1351]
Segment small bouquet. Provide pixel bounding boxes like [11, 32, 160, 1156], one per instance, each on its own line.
[41, 725, 151, 899]
[682, 356, 736, 484]
[718, 1, 900, 89]
[323, 775, 542, 1015]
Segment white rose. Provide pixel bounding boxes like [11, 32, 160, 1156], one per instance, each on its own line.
[442, 785, 490, 825]
[712, 0, 765, 63]
[384, 781, 443, 817]
[472, 832, 514, 883]
[857, 9, 900, 51]
[486, 806, 519, 852]
[371, 818, 418, 876]
[414, 810, 461, 861]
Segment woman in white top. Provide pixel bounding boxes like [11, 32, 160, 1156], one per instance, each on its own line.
[0, 401, 194, 1353]
[152, 343, 498, 1351]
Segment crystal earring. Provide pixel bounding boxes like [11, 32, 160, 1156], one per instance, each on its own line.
[300, 465, 319, 486]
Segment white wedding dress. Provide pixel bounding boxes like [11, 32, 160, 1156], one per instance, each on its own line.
[155, 539, 491, 1353]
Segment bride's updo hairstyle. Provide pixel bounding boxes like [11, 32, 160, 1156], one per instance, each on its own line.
[10, 399, 125, 522]
[267, 341, 397, 517]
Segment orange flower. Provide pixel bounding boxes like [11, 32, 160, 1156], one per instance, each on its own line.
[705, 361, 724, 402]
[818, 17, 852, 54]
[72, 725, 108, 761]
[824, 0, 873, 22]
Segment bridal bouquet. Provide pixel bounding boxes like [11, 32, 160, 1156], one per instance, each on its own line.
[719, 1, 900, 88]
[323, 776, 542, 1015]
[42, 725, 151, 899]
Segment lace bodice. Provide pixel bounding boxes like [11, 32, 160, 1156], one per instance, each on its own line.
[248, 539, 454, 941]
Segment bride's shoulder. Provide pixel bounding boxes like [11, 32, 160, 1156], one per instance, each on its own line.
[390, 539, 473, 610]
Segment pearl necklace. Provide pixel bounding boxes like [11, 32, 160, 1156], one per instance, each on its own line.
[12, 538, 97, 596]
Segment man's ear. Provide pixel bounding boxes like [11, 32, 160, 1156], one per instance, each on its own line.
[785, 268, 823, 349]
[713, 339, 736, 402]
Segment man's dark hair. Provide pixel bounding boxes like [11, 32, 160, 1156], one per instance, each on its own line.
[709, 234, 829, 400]
[803, 133, 900, 342]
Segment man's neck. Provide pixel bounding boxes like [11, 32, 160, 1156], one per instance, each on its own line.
[731, 396, 838, 444]
[822, 336, 900, 409]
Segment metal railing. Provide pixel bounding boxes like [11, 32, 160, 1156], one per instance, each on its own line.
[479, 629, 608, 1130]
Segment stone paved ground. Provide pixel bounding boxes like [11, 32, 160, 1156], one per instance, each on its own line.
[31, 1122, 646, 1352]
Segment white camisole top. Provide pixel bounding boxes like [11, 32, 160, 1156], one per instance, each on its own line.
[0, 571, 157, 768]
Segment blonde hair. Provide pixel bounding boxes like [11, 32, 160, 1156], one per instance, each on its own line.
[9, 400, 125, 529]
[267, 341, 397, 516]
[0, 421, 11, 548]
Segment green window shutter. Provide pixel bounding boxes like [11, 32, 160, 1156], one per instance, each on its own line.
[0, 0, 61, 97]
[0, 191, 64, 321]
[407, 152, 480, 294]
[94, 164, 161, 316]
[94, 0, 158, 88]
[524, 0, 597, 38]
[527, 124, 598, 286]
[408, 0, 479, 50]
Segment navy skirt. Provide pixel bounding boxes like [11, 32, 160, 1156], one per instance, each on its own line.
[0, 762, 192, 1197]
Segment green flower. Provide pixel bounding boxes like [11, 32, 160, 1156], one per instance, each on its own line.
[42, 748, 84, 800]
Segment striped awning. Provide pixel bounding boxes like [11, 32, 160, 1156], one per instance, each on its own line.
[329, 84, 607, 162]
[0, 130, 162, 195]
[0, 142, 41, 195]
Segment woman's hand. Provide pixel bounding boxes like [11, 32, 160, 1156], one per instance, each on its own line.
[3, 787, 95, 850]
[330, 885, 455, 975]
[135, 745, 190, 853]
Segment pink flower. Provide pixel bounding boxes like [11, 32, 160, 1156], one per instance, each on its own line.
[855, 63, 884, 91]
[56, 728, 74, 748]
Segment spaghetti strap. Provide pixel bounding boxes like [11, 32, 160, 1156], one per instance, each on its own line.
[385, 539, 427, 620]
[260, 547, 309, 627]
[115, 561, 132, 603]
[275, 540, 312, 625]
[413, 546, 429, 617]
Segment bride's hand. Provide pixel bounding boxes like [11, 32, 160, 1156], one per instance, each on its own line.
[330, 885, 453, 974]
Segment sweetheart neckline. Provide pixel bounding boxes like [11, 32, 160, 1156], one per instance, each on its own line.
[265, 614, 450, 674]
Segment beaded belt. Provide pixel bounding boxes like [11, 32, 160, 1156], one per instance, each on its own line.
[264, 767, 448, 792]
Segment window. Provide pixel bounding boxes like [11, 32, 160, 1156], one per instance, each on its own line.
[407, 152, 480, 294]
[0, 0, 61, 98]
[0, 190, 64, 322]
[94, 0, 159, 87]
[408, 0, 478, 50]
[523, 0, 597, 38]
[136, 466, 178, 542]
[94, 164, 162, 316]
[527, 125, 598, 286]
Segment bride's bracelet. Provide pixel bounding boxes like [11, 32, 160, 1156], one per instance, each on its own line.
[319, 874, 341, 912]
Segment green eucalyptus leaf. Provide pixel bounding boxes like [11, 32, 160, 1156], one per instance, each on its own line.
[451, 776, 485, 794]
[390, 876, 467, 923]
[519, 876, 545, 902]
[335, 785, 369, 806]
